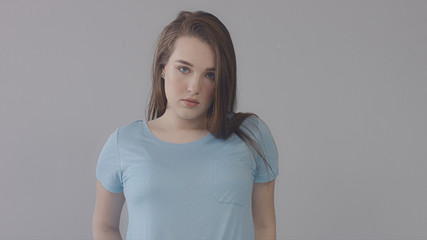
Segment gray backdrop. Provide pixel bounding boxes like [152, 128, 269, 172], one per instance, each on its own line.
[1, 0, 426, 239]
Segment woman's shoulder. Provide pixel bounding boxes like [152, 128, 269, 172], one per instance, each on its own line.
[118, 119, 143, 130]
[230, 112, 263, 128]
[115, 119, 144, 138]
[234, 113, 272, 137]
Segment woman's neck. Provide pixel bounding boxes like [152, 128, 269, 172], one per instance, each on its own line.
[155, 110, 207, 132]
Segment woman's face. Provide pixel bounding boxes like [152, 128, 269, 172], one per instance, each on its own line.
[162, 36, 216, 124]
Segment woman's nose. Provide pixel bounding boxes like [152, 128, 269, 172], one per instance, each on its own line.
[187, 75, 202, 94]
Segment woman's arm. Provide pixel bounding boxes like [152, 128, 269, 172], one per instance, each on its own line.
[92, 179, 126, 240]
[252, 179, 276, 240]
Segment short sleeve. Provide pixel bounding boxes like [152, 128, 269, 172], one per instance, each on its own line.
[95, 128, 123, 193]
[251, 117, 279, 183]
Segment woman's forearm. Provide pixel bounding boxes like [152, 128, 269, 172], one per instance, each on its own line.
[93, 227, 122, 240]
[254, 225, 276, 240]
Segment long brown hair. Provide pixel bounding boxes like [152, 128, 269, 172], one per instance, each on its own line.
[147, 10, 273, 176]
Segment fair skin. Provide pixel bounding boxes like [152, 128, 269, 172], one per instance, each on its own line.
[253, 180, 277, 240]
[92, 180, 125, 240]
[148, 36, 216, 143]
[92, 36, 276, 239]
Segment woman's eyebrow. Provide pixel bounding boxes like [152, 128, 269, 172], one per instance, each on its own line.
[175, 60, 193, 67]
[175, 60, 215, 71]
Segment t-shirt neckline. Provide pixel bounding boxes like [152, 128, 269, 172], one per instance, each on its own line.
[141, 120, 215, 147]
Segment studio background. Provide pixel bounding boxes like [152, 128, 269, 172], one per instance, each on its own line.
[1, 1, 426, 239]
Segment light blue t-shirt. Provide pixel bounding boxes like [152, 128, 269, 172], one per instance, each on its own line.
[96, 116, 279, 240]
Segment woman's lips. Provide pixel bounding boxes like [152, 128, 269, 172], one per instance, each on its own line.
[182, 99, 199, 107]
[183, 98, 199, 103]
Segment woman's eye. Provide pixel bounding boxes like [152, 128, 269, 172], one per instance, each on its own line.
[206, 72, 215, 80]
[179, 67, 190, 73]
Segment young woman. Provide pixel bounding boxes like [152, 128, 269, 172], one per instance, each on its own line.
[92, 10, 279, 240]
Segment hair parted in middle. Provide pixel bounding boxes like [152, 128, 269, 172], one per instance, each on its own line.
[147, 10, 273, 174]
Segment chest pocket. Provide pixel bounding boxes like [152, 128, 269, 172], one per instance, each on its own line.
[212, 150, 254, 207]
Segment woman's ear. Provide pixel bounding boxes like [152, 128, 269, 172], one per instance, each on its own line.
[161, 67, 166, 79]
